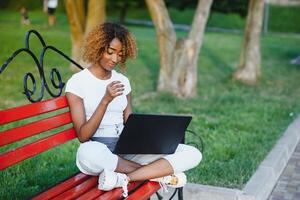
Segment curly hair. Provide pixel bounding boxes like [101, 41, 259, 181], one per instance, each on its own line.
[82, 22, 137, 71]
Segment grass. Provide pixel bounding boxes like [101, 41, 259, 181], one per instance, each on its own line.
[1, 10, 300, 199]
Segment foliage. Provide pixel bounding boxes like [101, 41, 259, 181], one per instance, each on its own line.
[0, 0, 43, 10]
[107, 0, 145, 24]
[164, 0, 198, 10]
[164, 0, 248, 17]
[211, 0, 248, 17]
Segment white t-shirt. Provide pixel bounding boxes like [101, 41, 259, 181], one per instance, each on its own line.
[48, 0, 58, 8]
[65, 68, 131, 128]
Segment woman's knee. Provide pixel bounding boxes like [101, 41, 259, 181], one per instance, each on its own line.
[164, 144, 202, 173]
[179, 144, 202, 167]
[189, 145, 202, 167]
[76, 141, 118, 175]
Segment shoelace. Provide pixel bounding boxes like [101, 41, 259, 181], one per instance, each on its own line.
[122, 184, 128, 197]
[121, 176, 128, 197]
[159, 175, 175, 193]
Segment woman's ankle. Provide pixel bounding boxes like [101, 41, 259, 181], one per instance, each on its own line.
[126, 174, 131, 182]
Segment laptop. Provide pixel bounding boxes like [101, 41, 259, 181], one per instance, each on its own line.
[113, 113, 192, 154]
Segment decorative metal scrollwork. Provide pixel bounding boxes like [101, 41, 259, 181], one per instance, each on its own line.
[0, 29, 84, 102]
[185, 129, 204, 153]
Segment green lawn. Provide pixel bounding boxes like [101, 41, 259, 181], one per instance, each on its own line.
[1, 11, 300, 199]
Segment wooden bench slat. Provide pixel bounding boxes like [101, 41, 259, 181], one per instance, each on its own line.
[51, 176, 98, 200]
[0, 128, 76, 170]
[126, 181, 161, 200]
[32, 174, 147, 200]
[76, 187, 105, 200]
[32, 173, 90, 200]
[0, 112, 72, 147]
[0, 96, 68, 125]
[96, 181, 145, 200]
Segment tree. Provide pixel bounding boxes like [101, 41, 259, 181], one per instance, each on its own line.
[65, 0, 106, 70]
[233, 0, 264, 84]
[145, 0, 213, 98]
[211, 0, 248, 17]
[107, 0, 143, 24]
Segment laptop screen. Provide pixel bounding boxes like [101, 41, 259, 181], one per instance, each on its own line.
[113, 113, 192, 154]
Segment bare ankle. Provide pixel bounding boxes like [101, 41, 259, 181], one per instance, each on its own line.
[126, 175, 131, 182]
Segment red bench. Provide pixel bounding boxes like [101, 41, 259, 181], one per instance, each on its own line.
[0, 95, 161, 200]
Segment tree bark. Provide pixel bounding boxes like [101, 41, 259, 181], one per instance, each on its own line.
[75, 0, 85, 31]
[146, 0, 176, 93]
[65, 0, 106, 71]
[65, 0, 85, 71]
[86, 0, 106, 35]
[233, 0, 264, 84]
[146, 0, 213, 98]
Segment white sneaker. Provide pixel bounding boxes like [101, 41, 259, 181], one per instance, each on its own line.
[150, 173, 187, 192]
[98, 169, 129, 197]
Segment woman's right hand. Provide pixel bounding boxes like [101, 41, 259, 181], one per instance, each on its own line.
[102, 81, 125, 104]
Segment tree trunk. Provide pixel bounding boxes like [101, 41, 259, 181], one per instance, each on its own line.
[75, 0, 85, 31]
[146, 0, 213, 98]
[119, 2, 129, 24]
[65, 0, 106, 71]
[86, 0, 106, 35]
[171, 39, 199, 98]
[146, 0, 176, 93]
[233, 0, 264, 84]
[65, 0, 85, 71]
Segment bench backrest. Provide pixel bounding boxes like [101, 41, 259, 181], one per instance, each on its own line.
[0, 95, 76, 170]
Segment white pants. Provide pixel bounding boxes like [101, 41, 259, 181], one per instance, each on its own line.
[76, 141, 202, 176]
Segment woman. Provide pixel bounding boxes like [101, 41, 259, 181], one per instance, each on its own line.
[65, 22, 202, 197]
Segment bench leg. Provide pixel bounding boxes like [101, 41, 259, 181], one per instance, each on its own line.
[155, 191, 163, 200]
[152, 187, 184, 200]
[167, 187, 184, 200]
[178, 187, 183, 200]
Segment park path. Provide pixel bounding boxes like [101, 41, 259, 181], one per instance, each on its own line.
[268, 140, 300, 200]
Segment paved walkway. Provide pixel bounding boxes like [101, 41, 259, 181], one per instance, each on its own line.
[269, 140, 300, 200]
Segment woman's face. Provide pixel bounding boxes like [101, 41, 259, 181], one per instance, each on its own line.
[99, 38, 123, 71]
